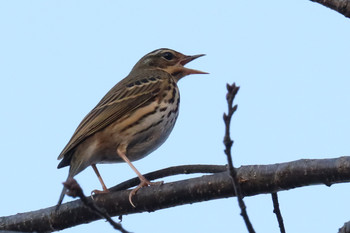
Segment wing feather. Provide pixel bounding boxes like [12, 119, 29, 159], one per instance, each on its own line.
[58, 71, 168, 160]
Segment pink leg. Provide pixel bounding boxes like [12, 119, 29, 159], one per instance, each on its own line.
[91, 164, 109, 194]
[117, 148, 163, 207]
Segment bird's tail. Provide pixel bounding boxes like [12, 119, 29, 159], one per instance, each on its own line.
[55, 173, 73, 212]
[56, 160, 83, 211]
[55, 185, 67, 211]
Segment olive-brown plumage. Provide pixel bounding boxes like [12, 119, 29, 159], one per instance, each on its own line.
[56, 48, 207, 208]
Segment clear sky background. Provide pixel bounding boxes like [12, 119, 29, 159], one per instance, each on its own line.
[1, 1, 350, 233]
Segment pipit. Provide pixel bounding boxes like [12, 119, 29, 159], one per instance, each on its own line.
[56, 48, 207, 208]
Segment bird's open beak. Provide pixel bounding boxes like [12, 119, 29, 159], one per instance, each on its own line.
[180, 54, 208, 75]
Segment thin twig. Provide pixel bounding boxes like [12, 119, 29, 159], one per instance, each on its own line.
[223, 83, 255, 233]
[271, 192, 286, 233]
[63, 178, 130, 233]
[109, 164, 226, 192]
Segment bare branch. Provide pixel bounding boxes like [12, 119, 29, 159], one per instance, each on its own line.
[223, 83, 255, 233]
[110, 164, 226, 191]
[0, 231, 36, 233]
[310, 0, 350, 18]
[63, 178, 130, 233]
[271, 193, 286, 233]
[1, 157, 350, 232]
[339, 221, 350, 233]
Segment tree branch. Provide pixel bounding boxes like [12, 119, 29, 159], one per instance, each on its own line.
[311, 0, 350, 18]
[1, 156, 350, 232]
[339, 221, 350, 233]
[223, 83, 255, 233]
[109, 164, 226, 191]
[63, 178, 130, 233]
[271, 192, 286, 233]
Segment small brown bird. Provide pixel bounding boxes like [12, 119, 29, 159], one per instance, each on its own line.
[56, 48, 207, 208]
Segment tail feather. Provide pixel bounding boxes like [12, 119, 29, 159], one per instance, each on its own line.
[55, 185, 67, 211]
[56, 160, 85, 211]
[56, 174, 74, 211]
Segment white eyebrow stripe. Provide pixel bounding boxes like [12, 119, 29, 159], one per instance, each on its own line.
[147, 48, 171, 57]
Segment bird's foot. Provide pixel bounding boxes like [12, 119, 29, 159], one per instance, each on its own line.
[92, 189, 109, 195]
[91, 188, 109, 200]
[129, 178, 163, 207]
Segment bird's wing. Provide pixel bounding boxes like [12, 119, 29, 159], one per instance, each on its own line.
[58, 71, 169, 160]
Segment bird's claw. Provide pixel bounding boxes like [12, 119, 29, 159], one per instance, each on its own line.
[129, 180, 163, 207]
[91, 189, 109, 200]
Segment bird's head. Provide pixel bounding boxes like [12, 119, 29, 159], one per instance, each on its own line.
[131, 48, 208, 81]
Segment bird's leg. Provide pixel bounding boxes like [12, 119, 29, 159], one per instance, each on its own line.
[117, 148, 163, 207]
[91, 164, 109, 194]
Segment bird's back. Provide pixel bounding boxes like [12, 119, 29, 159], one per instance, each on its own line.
[57, 69, 173, 168]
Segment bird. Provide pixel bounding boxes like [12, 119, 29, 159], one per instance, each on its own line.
[56, 48, 207, 209]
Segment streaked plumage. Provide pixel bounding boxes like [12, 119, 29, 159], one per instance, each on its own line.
[56, 48, 207, 208]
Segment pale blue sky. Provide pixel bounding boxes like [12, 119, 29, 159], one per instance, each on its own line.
[1, 1, 350, 232]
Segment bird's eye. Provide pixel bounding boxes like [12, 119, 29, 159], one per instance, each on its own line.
[162, 52, 174, 60]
